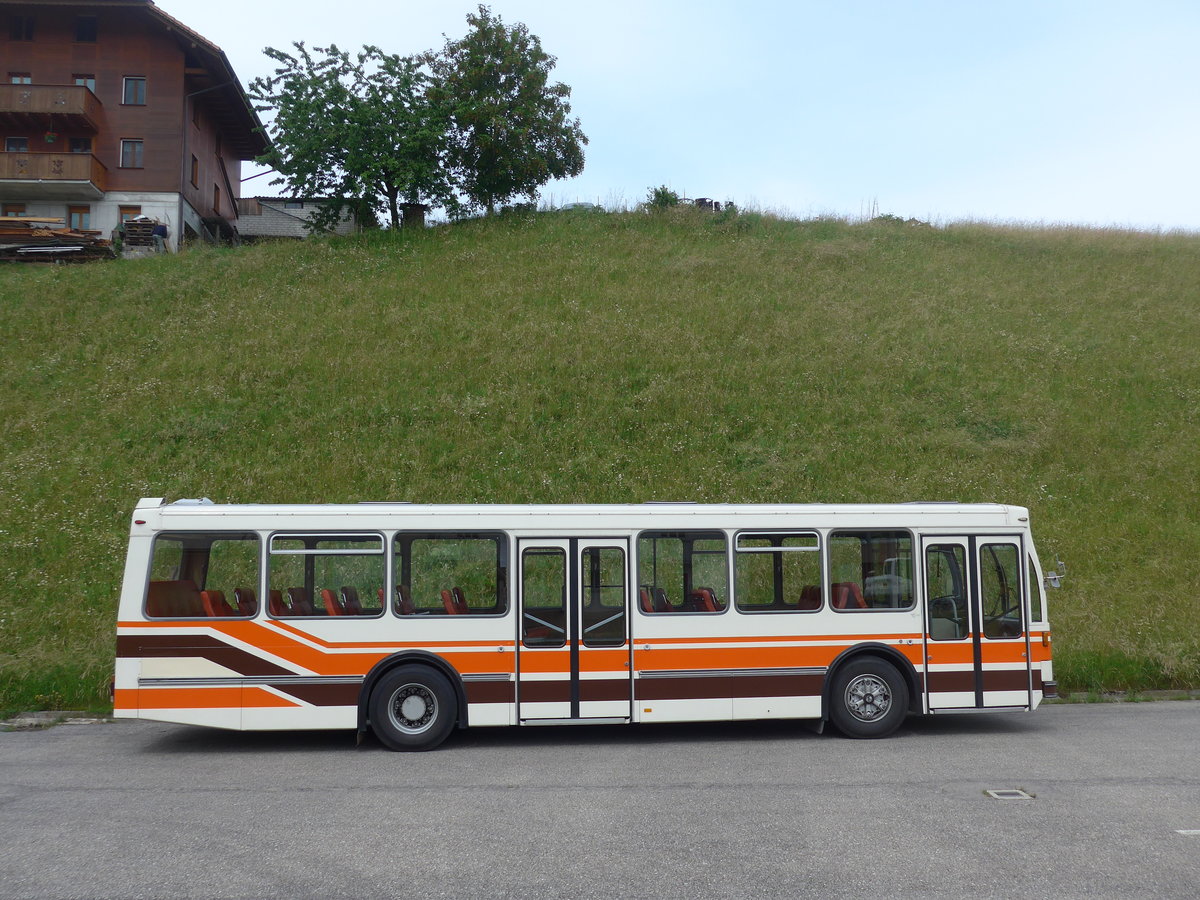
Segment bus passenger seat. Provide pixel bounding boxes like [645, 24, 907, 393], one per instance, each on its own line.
[797, 585, 821, 610]
[441, 589, 458, 614]
[395, 585, 415, 615]
[653, 587, 673, 613]
[340, 586, 363, 615]
[831, 582, 867, 609]
[268, 589, 287, 616]
[146, 579, 203, 617]
[690, 587, 719, 612]
[234, 587, 257, 616]
[639, 587, 654, 613]
[452, 586, 469, 615]
[200, 589, 235, 617]
[287, 587, 316, 615]
[321, 588, 344, 615]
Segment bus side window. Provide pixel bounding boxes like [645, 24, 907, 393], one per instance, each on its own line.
[637, 532, 728, 614]
[1027, 555, 1044, 622]
[269, 535, 385, 618]
[394, 533, 508, 616]
[828, 531, 914, 611]
[145, 532, 259, 618]
[734, 532, 821, 613]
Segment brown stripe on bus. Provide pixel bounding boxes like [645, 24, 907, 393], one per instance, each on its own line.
[115, 634, 294, 677]
[636, 673, 825, 702]
[465, 680, 516, 704]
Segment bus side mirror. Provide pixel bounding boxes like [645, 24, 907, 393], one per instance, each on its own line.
[1044, 559, 1066, 589]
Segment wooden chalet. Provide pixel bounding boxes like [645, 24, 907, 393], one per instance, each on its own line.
[0, 0, 268, 250]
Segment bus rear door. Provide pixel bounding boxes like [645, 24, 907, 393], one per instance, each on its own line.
[517, 538, 632, 722]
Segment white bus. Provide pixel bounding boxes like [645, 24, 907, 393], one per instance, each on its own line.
[114, 498, 1057, 750]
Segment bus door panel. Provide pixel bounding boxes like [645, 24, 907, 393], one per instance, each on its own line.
[922, 536, 1033, 711]
[517, 538, 632, 721]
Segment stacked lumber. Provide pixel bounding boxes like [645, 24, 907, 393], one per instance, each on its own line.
[0, 216, 115, 262]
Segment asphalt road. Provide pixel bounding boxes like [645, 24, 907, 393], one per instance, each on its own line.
[1, 702, 1198, 899]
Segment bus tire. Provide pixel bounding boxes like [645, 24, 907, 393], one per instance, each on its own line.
[829, 657, 908, 739]
[369, 665, 457, 751]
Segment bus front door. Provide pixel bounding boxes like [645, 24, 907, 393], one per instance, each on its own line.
[922, 535, 1033, 711]
[517, 538, 633, 722]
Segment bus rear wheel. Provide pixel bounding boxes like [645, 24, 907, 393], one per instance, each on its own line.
[829, 657, 908, 739]
[369, 665, 457, 751]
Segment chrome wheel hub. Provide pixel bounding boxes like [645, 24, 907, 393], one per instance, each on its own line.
[845, 674, 892, 722]
[389, 684, 436, 734]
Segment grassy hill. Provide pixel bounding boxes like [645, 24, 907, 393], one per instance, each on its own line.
[1, 208, 1197, 712]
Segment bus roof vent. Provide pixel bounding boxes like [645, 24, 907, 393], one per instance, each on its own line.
[172, 497, 214, 506]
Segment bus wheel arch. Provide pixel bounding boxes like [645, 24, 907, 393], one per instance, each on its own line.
[359, 651, 468, 746]
[823, 645, 919, 739]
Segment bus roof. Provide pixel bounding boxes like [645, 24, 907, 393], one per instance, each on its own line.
[132, 498, 1031, 530]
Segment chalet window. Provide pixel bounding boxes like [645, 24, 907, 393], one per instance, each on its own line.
[120, 139, 144, 168]
[284, 201, 304, 209]
[68, 206, 91, 230]
[9, 73, 32, 85]
[5, 137, 28, 153]
[122, 77, 146, 106]
[119, 206, 141, 222]
[69, 137, 91, 154]
[190, 155, 198, 187]
[9, 16, 34, 41]
[2, 204, 26, 218]
[73, 74, 96, 92]
[74, 16, 97, 42]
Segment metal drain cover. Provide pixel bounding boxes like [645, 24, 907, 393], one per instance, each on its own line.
[987, 789, 1035, 800]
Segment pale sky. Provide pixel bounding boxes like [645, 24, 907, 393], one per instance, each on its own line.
[158, 0, 1200, 231]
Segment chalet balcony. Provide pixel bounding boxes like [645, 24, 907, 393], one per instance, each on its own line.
[0, 84, 103, 133]
[0, 152, 108, 200]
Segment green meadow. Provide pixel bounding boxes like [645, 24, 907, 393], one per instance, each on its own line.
[1, 208, 1197, 711]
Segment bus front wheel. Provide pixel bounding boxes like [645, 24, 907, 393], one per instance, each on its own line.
[829, 657, 908, 739]
[369, 665, 457, 751]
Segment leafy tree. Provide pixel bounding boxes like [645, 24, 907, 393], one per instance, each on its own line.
[432, 5, 587, 215]
[249, 43, 448, 230]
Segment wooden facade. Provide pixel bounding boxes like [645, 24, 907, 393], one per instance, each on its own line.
[0, 0, 268, 247]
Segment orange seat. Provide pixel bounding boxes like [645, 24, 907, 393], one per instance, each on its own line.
[689, 587, 719, 612]
[321, 588, 344, 615]
[639, 587, 654, 613]
[201, 589, 235, 617]
[452, 586, 469, 615]
[441, 589, 458, 614]
[831, 582, 867, 609]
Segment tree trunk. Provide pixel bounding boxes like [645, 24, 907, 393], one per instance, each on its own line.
[386, 186, 401, 229]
